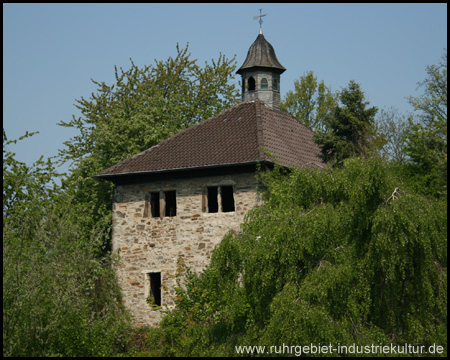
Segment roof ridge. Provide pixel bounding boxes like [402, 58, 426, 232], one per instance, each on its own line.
[254, 99, 265, 159]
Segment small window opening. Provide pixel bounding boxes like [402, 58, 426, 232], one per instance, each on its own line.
[261, 78, 268, 90]
[147, 272, 161, 307]
[248, 77, 256, 91]
[273, 78, 278, 92]
[221, 185, 235, 212]
[207, 187, 219, 213]
[150, 192, 160, 218]
[164, 190, 177, 217]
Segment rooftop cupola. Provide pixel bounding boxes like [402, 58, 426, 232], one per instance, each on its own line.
[237, 28, 286, 111]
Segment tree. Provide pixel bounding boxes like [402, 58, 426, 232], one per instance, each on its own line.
[373, 107, 411, 164]
[3, 130, 131, 356]
[404, 50, 447, 196]
[314, 80, 378, 165]
[281, 71, 337, 131]
[57, 43, 240, 250]
[407, 50, 447, 127]
[59, 43, 240, 169]
[148, 158, 447, 357]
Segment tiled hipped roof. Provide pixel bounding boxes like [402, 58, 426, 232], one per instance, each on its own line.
[97, 99, 324, 178]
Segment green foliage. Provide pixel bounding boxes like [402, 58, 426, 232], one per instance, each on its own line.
[146, 297, 162, 311]
[314, 80, 378, 165]
[59, 44, 239, 168]
[403, 50, 447, 197]
[149, 158, 447, 356]
[281, 71, 337, 131]
[58, 43, 240, 251]
[3, 129, 61, 222]
[4, 43, 241, 357]
[407, 50, 447, 127]
[3, 131, 131, 357]
[373, 107, 412, 164]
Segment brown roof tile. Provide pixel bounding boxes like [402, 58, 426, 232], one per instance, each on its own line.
[97, 99, 324, 178]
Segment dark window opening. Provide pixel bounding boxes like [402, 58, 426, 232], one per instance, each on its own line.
[149, 272, 161, 307]
[207, 187, 219, 213]
[261, 78, 268, 90]
[248, 77, 256, 91]
[273, 78, 278, 92]
[150, 192, 160, 217]
[221, 185, 235, 212]
[164, 190, 177, 217]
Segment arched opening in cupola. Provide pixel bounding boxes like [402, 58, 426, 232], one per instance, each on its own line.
[248, 76, 256, 91]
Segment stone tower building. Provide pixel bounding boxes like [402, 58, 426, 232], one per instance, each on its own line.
[97, 30, 323, 327]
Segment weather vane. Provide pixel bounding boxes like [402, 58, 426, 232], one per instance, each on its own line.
[253, 8, 267, 33]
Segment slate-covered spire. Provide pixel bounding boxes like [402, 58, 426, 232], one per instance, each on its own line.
[237, 33, 286, 75]
[236, 32, 286, 110]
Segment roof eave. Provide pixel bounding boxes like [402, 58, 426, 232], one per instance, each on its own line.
[95, 160, 273, 181]
[236, 65, 286, 75]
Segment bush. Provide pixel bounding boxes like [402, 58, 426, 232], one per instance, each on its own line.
[149, 158, 447, 357]
[3, 131, 131, 356]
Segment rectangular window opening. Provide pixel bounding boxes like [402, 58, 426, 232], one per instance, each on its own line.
[148, 272, 161, 307]
[207, 186, 219, 213]
[221, 185, 235, 213]
[150, 192, 160, 218]
[164, 190, 177, 217]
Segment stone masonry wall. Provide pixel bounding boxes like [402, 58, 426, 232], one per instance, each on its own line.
[112, 172, 260, 327]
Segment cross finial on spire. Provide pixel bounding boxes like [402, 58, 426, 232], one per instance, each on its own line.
[253, 8, 267, 34]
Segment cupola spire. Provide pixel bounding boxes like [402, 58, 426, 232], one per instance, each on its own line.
[237, 13, 286, 111]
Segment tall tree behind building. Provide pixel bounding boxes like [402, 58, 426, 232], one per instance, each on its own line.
[281, 71, 337, 131]
[57, 44, 240, 250]
[404, 50, 447, 196]
[313, 80, 378, 165]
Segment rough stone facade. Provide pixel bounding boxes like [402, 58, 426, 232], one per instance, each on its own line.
[111, 171, 260, 327]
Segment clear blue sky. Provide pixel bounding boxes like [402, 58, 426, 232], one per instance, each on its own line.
[3, 3, 447, 173]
